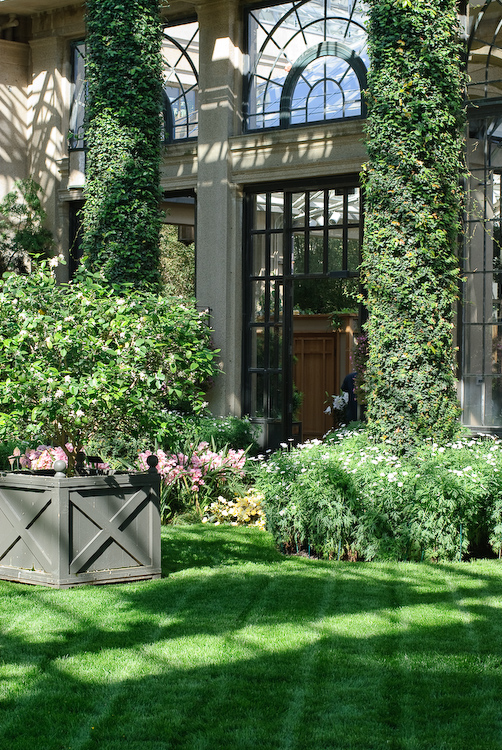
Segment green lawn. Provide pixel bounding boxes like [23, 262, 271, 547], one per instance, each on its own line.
[1, 525, 502, 750]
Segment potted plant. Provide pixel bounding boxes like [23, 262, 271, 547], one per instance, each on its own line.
[0, 259, 219, 586]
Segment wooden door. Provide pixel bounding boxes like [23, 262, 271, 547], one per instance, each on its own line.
[293, 333, 337, 440]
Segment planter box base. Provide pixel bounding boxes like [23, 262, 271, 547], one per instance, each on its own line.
[0, 472, 161, 588]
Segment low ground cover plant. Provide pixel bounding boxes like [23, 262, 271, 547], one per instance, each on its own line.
[203, 488, 267, 530]
[253, 429, 502, 562]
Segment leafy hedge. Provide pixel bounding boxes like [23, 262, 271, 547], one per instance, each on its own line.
[82, 0, 163, 289]
[0, 260, 218, 472]
[361, 0, 465, 449]
[0, 179, 53, 274]
[254, 430, 502, 562]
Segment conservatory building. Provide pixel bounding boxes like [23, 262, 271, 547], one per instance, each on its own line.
[1, 0, 502, 445]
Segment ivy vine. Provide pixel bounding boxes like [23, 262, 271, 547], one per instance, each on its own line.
[82, 0, 163, 290]
[360, 0, 466, 449]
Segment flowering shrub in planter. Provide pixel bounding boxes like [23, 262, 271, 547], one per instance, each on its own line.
[19, 444, 110, 473]
[0, 260, 219, 473]
[138, 443, 247, 522]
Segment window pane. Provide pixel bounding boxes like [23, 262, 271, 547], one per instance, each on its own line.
[270, 234, 284, 276]
[328, 190, 344, 225]
[463, 324, 486, 375]
[270, 325, 283, 369]
[292, 193, 306, 228]
[250, 327, 265, 369]
[269, 281, 284, 322]
[252, 234, 266, 277]
[328, 229, 343, 271]
[347, 233, 360, 272]
[253, 193, 267, 229]
[162, 21, 199, 141]
[347, 187, 361, 224]
[309, 191, 324, 227]
[492, 377, 502, 423]
[251, 280, 266, 322]
[270, 192, 284, 229]
[269, 372, 283, 419]
[250, 373, 265, 418]
[309, 230, 324, 273]
[69, 42, 86, 149]
[293, 233, 306, 274]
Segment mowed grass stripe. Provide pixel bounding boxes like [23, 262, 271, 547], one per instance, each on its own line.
[0, 527, 501, 749]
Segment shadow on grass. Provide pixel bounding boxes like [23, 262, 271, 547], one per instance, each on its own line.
[160, 523, 284, 574]
[1, 528, 502, 749]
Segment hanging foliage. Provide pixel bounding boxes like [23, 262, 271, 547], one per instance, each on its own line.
[360, 0, 466, 449]
[82, 0, 163, 290]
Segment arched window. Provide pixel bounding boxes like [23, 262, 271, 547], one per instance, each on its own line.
[68, 24, 200, 149]
[162, 21, 199, 141]
[466, 0, 502, 102]
[245, 0, 368, 131]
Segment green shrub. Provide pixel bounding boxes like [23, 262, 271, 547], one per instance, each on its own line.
[0, 260, 219, 472]
[254, 430, 502, 562]
[135, 412, 260, 456]
[0, 179, 53, 274]
[160, 225, 195, 298]
[184, 415, 260, 454]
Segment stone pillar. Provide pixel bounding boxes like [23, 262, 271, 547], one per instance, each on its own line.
[0, 40, 29, 198]
[195, 0, 243, 417]
[28, 35, 67, 251]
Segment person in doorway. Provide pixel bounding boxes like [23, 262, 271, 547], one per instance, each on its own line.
[341, 371, 358, 423]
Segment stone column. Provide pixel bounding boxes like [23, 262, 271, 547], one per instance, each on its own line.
[195, 0, 243, 417]
[28, 35, 67, 252]
[0, 40, 29, 198]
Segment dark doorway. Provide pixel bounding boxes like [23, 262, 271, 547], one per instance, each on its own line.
[243, 177, 362, 447]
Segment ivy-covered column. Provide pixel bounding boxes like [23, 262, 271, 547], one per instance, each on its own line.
[82, 0, 163, 290]
[361, 0, 465, 448]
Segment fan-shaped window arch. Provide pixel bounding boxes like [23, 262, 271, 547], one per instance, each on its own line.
[68, 24, 199, 149]
[245, 0, 368, 131]
[162, 21, 199, 141]
[466, 0, 502, 102]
